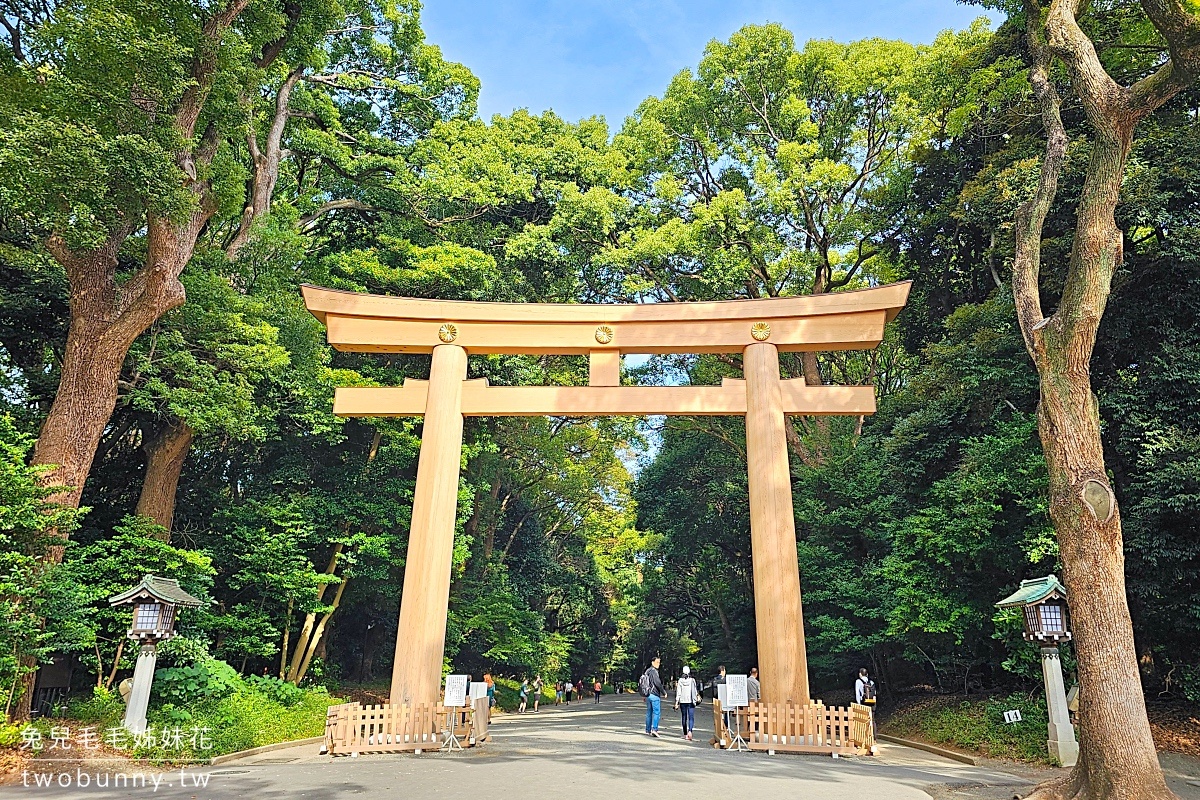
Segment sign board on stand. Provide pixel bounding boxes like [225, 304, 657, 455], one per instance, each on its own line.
[443, 674, 468, 707]
[726, 675, 749, 708]
[716, 683, 729, 707]
[469, 680, 488, 701]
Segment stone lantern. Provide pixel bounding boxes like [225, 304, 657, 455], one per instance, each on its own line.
[109, 576, 203, 733]
[996, 574, 1078, 766]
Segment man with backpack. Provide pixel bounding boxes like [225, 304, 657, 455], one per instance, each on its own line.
[639, 657, 666, 737]
[855, 667, 877, 706]
[855, 667, 878, 751]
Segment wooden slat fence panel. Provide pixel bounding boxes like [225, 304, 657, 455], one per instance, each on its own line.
[324, 702, 474, 755]
[743, 701, 865, 756]
[850, 703, 875, 752]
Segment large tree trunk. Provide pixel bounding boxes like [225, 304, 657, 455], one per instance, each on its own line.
[31, 309, 130, 533]
[33, 212, 206, 524]
[1023, 132, 1173, 800]
[1012, 3, 1188, 794]
[1032, 354, 1170, 799]
[135, 419, 195, 538]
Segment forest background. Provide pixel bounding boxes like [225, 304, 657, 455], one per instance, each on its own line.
[1, 0, 1198, 727]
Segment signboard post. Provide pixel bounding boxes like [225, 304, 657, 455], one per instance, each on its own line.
[725, 675, 749, 751]
[442, 675, 469, 751]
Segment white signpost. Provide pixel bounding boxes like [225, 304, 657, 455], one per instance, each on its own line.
[469, 680, 488, 701]
[442, 675, 469, 752]
[721, 677, 749, 752]
[443, 674, 469, 707]
[726, 675, 749, 707]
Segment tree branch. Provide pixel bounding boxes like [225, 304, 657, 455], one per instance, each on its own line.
[298, 198, 375, 231]
[173, 0, 252, 140]
[1012, 0, 1068, 358]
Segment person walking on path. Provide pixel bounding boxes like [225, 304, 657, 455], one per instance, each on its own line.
[564, 680, 573, 704]
[484, 673, 496, 721]
[855, 667, 878, 747]
[593, 679, 602, 703]
[855, 668, 876, 706]
[674, 666, 701, 740]
[712, 665, 729, 733]
[555, 681, 564, 706]
[519, 678, 529, 713]
[532, 676, 544, 712]
[640, 657, 666, 737]
[747, 667, 761, 703]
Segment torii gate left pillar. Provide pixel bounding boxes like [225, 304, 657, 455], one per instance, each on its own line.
[302, 282, 910, 708]
[389, 344, 466, 705]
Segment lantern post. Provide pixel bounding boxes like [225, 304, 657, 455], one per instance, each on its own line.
[109, 576, 204, 733]
[996, 574, 1078, 767]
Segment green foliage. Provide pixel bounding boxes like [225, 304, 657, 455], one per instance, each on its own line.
[0, 413, 87, 710]
[134, 687, 335, 760]
[51, 517, 214, 682]
[883, 694, 1056, 764]
[243, 674, 305, 707]
[68, 686, 126, 728]
[153, 660, 243, 707]
[0, 722, 20, 746]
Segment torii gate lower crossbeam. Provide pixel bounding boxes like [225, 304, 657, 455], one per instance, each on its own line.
[302, 282, 911, 707]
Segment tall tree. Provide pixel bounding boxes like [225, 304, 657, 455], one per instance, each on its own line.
[0, 0, 475, 527]
[1, 0, 259, 528]
[1012, 1, 1200, 798]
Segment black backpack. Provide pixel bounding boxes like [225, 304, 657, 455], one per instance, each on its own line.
[860, 677, 876, 704]
[638, 669, 653, 697]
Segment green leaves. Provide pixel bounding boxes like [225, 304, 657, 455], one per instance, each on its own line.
[0, 414, 87, 705]
[154, 659, 243, 706]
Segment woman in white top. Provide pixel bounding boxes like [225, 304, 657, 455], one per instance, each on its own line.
[674, 666, 702, 741]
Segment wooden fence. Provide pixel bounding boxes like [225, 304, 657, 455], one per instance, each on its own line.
[324, 702, 477, 755]
[850, 702, 875, 752]
[713, 700, 874, 756]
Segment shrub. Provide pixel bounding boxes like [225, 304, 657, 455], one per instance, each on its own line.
[882, 693, 1054, 764]
[68, 686, 126, 727]
[244, 674, 305, 707]
[154, 659, 243, 706]
[138, 686, 336, 760]
[0, 723, 21, 747]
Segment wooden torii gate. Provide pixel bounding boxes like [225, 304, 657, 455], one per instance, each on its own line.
[303, 281, 910, 708]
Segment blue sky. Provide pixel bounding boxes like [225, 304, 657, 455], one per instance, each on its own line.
[421, 0, 995, 126]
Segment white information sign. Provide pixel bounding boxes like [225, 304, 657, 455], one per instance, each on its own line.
[443, 674, 468, 707]
[469, 680, 488, 701]
[716, 683, 728, 707]
[1003, 709, 1022, 724]
[726, 674, 749, 707]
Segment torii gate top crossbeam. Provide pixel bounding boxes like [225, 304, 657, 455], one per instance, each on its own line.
[302, 282, 910, 418]
[301, 282, 911, 355]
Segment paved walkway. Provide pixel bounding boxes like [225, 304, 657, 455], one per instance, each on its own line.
[3, 695, 1065, 799]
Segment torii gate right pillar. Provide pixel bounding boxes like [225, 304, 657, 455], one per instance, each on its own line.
[744, 341, 810, 704]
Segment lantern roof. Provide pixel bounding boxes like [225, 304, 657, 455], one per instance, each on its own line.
[109, 575, 204, 608]
[995, 574, 1068, 609]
